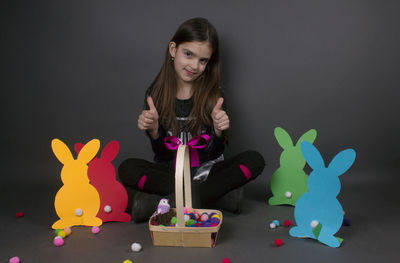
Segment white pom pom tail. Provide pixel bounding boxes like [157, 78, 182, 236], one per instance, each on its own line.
[310, 220, 319, 228]
[104, 205, 112, 213]
[75, 208, 83, 216]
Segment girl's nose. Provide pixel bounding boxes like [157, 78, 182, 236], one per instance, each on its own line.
[190, 60, 200, 71]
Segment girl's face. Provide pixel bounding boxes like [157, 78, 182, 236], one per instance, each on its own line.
[169, 41, 212, 84]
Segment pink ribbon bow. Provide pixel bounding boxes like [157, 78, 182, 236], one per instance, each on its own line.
[164, 134, 210, 167]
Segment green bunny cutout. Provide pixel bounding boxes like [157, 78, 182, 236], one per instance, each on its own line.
[268, 127, 317, 206]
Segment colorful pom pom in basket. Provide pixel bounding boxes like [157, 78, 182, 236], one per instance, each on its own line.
[148, 144, 223, 247]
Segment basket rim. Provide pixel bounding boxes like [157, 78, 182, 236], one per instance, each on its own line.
[149, 208, 223, 232]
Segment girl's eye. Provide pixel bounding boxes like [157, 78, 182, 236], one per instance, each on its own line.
[200, 58, 208, 64]
[185, 51, 192, 57]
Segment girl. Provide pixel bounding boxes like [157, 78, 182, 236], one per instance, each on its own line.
[119, 17, 265, 222]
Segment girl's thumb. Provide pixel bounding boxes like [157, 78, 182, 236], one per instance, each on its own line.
[147, 96, 156, 111]
[213, 97, 224, 112]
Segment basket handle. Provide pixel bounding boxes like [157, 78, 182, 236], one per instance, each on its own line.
[175, 145, 192, 227]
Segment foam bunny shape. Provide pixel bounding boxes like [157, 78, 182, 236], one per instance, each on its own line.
[75, 140, 131, 222]
[52, 138, 102, 229]
[289, 141, 356, 248]
[268, 127, 317, 206]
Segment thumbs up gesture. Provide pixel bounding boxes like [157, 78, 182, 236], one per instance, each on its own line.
[211, 97, 230, 137]
[138, 96, 159, 139]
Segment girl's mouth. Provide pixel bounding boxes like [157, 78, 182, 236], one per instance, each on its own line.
[184, 69, 195, 76]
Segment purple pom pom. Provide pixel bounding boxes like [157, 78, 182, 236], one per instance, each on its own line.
[203, 222, 212, 227]
[343, 218, 352, 226]
[210, 218, 220, 224]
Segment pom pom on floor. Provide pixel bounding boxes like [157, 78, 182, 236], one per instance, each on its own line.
[57, 230, 66, 238]
[131, 242, 142, 252]
[64, 227, 72, 236]
[9, 256, 20, 263]
[343, 218, 352, 226]
[275, 238, 283, 247]
[284, 220, 291, 227]
[53, 236, 64, 247]
[91, 226, 100, 234]
[16, 212, 24, 218]
[222, 258, 231, 263]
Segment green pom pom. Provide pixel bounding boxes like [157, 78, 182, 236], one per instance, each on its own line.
[54, 229, 62, 235]
[171, 217, 177, 224]
[186, 219, 194, 226]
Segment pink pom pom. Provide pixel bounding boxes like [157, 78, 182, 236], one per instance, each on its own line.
[16, 212, 24, 218]
[53, 237, 64, 247]
[200, 213, 209, 222]
[275, 238, 283, 247]
[222, 258, 231, 263]
[284, 220, 291, 227]
[9, 256, 20, 263]
[91, 226, 100, 234]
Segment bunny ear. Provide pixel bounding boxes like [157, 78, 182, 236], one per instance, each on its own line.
[328, 149, 356, 176]
[300, 141, 325, 170]
[296, 129, 317, 147]
[77, 139, 100, 164]
[274, 127, 293, 149]
[74, 142, 85, 155]
[101, 140, 120, 162]
[52, 139, 74, 164]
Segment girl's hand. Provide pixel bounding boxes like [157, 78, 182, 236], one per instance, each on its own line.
[211, 97, 229, 137]
[138, 96, 159, 139]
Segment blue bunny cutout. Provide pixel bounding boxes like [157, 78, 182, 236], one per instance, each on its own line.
[289, 141, 356, 248]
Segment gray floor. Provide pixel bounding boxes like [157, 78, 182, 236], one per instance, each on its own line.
[1, 165, 398, 263]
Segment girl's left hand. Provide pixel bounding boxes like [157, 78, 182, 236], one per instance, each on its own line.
[211, 97, 230, 137]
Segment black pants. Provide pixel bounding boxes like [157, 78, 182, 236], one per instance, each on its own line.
[118, 150, 265, 206]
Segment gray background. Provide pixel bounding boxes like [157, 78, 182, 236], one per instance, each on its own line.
[1, 0, 399, 262]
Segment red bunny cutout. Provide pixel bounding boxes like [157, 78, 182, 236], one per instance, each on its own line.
[75, 140, 131, 222]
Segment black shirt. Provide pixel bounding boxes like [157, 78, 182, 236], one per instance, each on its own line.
[144, 87, 225, 167]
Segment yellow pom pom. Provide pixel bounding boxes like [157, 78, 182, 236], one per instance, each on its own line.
[211, 214, 220, 220]
[122, 260, 132, 263]
[57, 230, 66, 238]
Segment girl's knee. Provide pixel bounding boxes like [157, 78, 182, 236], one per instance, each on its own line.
[241, 150, 265, 167]
[118, 159, 131, 184]
[118, 158, 147, 185]
[238, 151, 265, 179]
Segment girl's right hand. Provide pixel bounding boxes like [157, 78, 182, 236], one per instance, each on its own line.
[138, 96, 159, 139]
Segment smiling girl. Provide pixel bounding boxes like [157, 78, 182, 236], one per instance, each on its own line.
[119, 18, 265, 222]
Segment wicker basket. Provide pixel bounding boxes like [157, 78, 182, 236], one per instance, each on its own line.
[148, 145, 223, 247]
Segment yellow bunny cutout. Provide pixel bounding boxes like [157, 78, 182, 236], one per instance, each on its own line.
[51, 138, 102, 229]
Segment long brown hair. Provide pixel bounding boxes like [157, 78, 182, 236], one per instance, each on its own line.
[150, 17, 221, 137]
